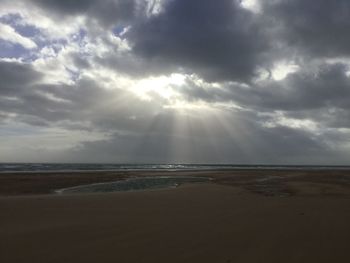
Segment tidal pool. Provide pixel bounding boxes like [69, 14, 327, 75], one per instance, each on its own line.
[55, 176, 210, 194]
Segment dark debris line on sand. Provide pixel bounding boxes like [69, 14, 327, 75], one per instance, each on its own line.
[212, 171, 350, 197]
[213, 174, 295, 197]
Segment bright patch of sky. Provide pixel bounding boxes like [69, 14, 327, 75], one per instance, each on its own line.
[0, 23, 37, 49]
[240, 0, 261, 13]
[271, 61, 300, 81]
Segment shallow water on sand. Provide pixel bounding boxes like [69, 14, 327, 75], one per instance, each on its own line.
[56, 176, 210, 194]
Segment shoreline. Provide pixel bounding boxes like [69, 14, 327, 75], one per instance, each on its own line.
[3, 165, 350, 174]
[1, 169, 350, 197]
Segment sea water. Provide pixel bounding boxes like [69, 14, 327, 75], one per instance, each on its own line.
[55, 176, 211, 194]
[2, 163, 350, 173]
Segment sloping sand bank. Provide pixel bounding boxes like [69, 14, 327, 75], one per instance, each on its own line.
[1, 180, 350, 263]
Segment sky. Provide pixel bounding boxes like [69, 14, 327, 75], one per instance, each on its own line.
[1, 0, 350, 164]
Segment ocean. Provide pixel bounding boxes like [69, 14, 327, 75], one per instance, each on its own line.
[1, 163, 350, 173]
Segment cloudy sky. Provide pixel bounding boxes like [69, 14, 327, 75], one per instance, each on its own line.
[1, 0, 350, 164]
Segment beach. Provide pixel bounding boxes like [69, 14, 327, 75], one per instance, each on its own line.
[1, 170, 350, 263]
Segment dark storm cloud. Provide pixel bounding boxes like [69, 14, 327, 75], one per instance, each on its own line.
[0, 61, 71, 123]
[177, 62, 350, 129]
[0, 61, 56, 125]
[0, 61, 42, 94]
[127, 0, 269, 82]
[180, 63, 350, 111]
[31, 0, 96, 14]
[263, 0, 350, 58]
[91, 47, 179, 79]
[233, 63, 350, 112]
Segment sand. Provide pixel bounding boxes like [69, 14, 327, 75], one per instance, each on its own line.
[1, 170, 350, 263]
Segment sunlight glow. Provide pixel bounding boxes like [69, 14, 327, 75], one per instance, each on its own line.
[133, 73, 185, 100]
[164, 100, 212, 111]
[271, 62, 299, 81]
[263, 112, 319, 132]
[240, 0, 261, 13]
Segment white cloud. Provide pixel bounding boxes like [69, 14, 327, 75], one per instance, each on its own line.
[240, 0, 261, 13]
[0, 0, 84, 41]
[0, 23, 37, 49]
[262, 112, 319, 132]
[271, 61, 299, 81]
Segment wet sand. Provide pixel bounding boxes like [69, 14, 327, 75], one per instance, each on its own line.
[1, 170, 350, 262]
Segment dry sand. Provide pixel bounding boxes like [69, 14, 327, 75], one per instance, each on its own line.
[1, 170, 350, 263]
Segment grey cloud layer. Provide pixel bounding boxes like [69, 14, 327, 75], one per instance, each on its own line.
[64, 110, 329, 164]
[0, 61, 163, 131]
[179, 63, 350, 130]
[2, 0, 350, 163]
[263, 0, 350, 58]
[232, 63, 350, 113]
[0, 59, 334, 164]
